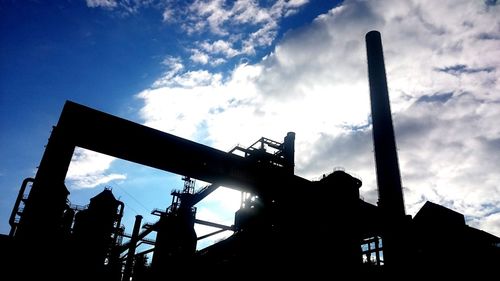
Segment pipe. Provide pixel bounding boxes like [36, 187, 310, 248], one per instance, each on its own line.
[9, 178, 34, 237]
[113, 201, 125, 245]
[366, 30, 406, 218]
[122, 215, 143, 281]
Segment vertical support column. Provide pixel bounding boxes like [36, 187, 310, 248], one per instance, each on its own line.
[123, 215, 143, 281]
[16, 125, 73, 241]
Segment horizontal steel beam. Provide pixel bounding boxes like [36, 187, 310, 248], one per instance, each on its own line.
[194, 219, 235, 231]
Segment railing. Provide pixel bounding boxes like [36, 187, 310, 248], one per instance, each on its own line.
[151, 208, 165, 216]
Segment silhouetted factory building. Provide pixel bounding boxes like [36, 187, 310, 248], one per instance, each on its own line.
[71, 188, 124, 279]
[1, 31, 498, 279]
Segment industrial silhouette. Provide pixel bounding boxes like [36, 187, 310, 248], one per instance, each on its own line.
[1, 31, 498, 279]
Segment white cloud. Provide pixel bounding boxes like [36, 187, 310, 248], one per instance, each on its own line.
[153, 56, 185, 87]
[190, 49, 210, 64]
[189, 0, 230, 35]
[231, 0, 271, 24]
[88, 0, 311, 61]
[200, 40, 239, 58]
[164, 69, 221, 88]
[138, 69, 226, 138]
[86, 0, 117, 9]
[137, 0, 500, 237]
[475, 212, 500, 238]
[161, 56, 184, 72]
[211, 57, 226, 66]
[85, 0, 158, 14]
[162, 7, 175, 23]
[66, 147, 126, 189]
[170, 0, 310, 57]
[241, 21, 278, 54]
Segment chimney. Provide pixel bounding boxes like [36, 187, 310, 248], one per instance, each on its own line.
[365, 31, 406, 217]
[283, 132, 295, 174]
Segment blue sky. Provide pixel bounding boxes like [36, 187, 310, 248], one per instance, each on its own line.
[1, 0, 500, 248]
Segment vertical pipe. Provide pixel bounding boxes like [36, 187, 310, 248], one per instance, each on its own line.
[123, 215, 143, 281]
[366, 30, 406, 218]
[283, 132, 295, 174]
[9, 178, 34, 237]
[113, 201, 125, 246]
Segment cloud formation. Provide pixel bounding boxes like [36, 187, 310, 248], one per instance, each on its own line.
[162, 0, 310, 62]
[67, 148, 126, 189]
[86, 0, 117, 9]
[86, 0, 315, 73]
[137, 0, 500, 236]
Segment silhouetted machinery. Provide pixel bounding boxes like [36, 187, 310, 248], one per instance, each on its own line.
[2, 31, 499, 280]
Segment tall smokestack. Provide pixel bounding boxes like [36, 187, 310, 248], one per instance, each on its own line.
[283, 132, 295, 174]
[366, 31, 406, 218]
